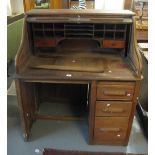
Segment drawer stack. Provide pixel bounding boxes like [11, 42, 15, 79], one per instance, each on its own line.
[94, 82, 135, 145]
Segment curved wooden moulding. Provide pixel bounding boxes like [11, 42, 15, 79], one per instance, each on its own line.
[15, 16, 31, 74]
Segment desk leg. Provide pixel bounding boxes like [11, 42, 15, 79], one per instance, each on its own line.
[15, 80, 35, 141]
[88, 81, 97, 144]
[124, 81, 141, 145]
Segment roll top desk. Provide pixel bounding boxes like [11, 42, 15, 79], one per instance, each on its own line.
[15, 9, 142, 145]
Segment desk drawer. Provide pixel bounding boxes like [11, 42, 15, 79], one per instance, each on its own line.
[97, 82, 135, 101]
[96, 101, 132, 117]
[94, 117, 128, 143]
[103, 40, 125, 48]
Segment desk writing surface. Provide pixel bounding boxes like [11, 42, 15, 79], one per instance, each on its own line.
[16, 51, 137, 81]
[28, 56, 105, 72]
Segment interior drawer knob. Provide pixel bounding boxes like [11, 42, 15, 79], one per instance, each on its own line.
[117, 134, 121, 137]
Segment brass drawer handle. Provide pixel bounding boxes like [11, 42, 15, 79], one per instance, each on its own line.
[99, 128, 120, 132]
[66, 73, 72, 77]
[126, 93, 131, 96]
[102, 108, 125, 113]
[103, 90, 126, 96]
[103, 91, 131, 97]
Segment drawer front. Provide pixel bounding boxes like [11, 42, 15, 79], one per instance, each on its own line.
[94, 117, 128, 143]
[34, 38, 56, 47]
[97, 82, 135, 101]
[103, 40, 125, 48]
[96, 101, 132, 117]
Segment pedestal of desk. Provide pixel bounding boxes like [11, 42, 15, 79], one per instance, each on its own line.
[15, 79, 140, 145]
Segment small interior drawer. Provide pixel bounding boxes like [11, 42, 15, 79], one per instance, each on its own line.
[94, 117, 128, 143]
[97, 82, 135, 101]
[34, 38, 56, 47]
[103, 40, 125, 48]
[95, 101, 132, 117]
